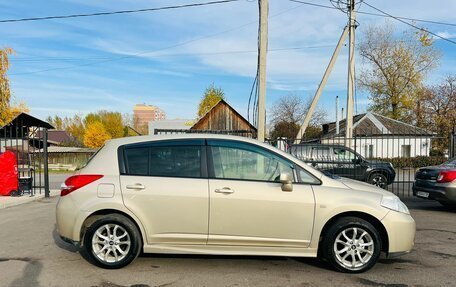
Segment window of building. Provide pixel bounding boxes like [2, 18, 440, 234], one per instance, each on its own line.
[401, 145, 411, 158]
[364, 144, 374, 158]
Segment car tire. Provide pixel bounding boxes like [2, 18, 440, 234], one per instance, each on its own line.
[368, 173, 388, 189]
[322, 217, 382, 273]
[83, 214, 142, 269]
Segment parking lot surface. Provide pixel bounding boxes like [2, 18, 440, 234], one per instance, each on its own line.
[0, 197, 455, 287]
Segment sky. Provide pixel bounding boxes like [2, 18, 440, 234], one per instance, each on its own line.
[1, 0, 456, 124]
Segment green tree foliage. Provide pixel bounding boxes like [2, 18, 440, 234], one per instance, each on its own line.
[358, 22, 440, 122]
[197, 84, 225, 118]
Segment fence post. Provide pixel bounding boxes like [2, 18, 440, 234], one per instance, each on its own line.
[43, 128, 50, 198]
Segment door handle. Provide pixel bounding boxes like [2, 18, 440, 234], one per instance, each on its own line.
[214, 187, 235, 194]
[126, 183, 146, 190]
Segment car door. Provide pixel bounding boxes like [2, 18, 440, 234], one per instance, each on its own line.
[333, 147, 366, 180]
[207, 139, 315, 248]
[119, 139, 209, 245]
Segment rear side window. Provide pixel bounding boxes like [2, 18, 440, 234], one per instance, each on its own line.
[125, 147, 149, 176]
[149, 146, 201, 177]
[123, 144, 202, 178]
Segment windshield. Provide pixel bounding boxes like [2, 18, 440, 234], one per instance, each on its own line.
[444, 157, 456, 165]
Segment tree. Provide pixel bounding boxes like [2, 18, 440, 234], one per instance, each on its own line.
[269, 94, 326, 140]
[415, 75, 456, 154]
[197, 84, 225, 118]
[84, 121, 111, 148]
[358, 22, 440, 122]
[0, 47, 14, 126]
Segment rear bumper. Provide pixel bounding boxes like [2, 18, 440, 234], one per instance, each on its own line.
[412, 181, 456, 203]
[381, 210, 415, 254]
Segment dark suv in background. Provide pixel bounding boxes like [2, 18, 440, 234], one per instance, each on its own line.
[289, 144, 396, 188]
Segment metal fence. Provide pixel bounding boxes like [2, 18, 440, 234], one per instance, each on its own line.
[0, 121, 50, 197]
[450, 127, 456, 158]
[267, 130, 452, 198]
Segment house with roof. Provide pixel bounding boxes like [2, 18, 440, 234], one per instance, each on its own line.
[321, 112, 433, 158]
[150, 100, 257, 137]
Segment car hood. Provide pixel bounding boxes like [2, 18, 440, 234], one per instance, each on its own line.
[336, 177, 393, 197]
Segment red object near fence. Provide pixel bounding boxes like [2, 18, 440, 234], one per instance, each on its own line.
[0, 150, 19, 196]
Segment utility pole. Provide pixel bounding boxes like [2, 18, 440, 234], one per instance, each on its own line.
[257, 0, 268, 142]
[295, 26, 349, 143]
[345, 0, 356, 144]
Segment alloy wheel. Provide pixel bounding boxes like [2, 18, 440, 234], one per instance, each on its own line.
[91, 224, 131, 263]
[333, 227, 374, 271]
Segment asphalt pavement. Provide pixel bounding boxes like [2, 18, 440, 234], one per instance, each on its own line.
[0, 197, 455, 287]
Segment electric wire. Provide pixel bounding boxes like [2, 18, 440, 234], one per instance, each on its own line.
[362, 1, 456, 45]
[11, 45, 335, 63]
[289, 0, 456, 27]
[0, 0, 241, 23]
[9, 2, 308, 76]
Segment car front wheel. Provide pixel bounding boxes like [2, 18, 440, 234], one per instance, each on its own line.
[322, 217, 382, 273]
[83, 214, 142, 269]
[368, 173, 388, 189]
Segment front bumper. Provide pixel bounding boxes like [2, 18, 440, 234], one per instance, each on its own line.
[381, 210, 416, 254]
[412, 180, 456, 203]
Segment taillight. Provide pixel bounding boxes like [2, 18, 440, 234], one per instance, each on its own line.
[61, 175, 104, 196]
[436, 170, 456, 183]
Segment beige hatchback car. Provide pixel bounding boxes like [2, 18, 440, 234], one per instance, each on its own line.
[56, 134, 415, 273]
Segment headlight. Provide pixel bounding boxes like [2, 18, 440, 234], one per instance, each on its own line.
[389, 162, 394, 169]
[381, 195, 409, 214]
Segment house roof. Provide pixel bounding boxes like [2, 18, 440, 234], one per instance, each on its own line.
[322, 112, 433, 137]
[149, 119, 193, 133]
[0, 113, 54, 130]
[190, 99, 257, 131]
[36, 130, 76, 144]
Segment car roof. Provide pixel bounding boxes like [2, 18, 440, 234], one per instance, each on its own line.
[106, 133, 265, 147]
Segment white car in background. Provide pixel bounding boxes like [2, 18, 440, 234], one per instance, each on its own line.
[56, 134, 415, 273]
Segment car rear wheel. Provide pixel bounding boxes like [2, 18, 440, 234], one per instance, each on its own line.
[322, 217, 382, 273]
[83, 214, 142, 269]
[368, 173, 387, 189]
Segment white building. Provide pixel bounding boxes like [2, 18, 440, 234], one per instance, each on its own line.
[320, 112, 433, 158]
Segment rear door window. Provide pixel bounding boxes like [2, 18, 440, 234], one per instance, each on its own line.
[125, 147, 149, 176]
[122, 140, 203, 178]
[149, 146, 201, 178]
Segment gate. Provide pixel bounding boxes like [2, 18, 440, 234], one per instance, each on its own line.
[0, 113, 53, 197]
[450, 127, 456, 158]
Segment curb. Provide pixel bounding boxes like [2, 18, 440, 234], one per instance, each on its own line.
[0, 190, 60, 209]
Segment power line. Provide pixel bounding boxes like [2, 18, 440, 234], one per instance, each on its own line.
[9, 3, 309, 76]
[11, 45, 335, 63]
[0, 0, 241, 23]
[289, 0, 456, 27]
[362, 1, 456, 45]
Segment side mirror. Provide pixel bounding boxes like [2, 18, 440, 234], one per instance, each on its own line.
[280, 172, 293, 192]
